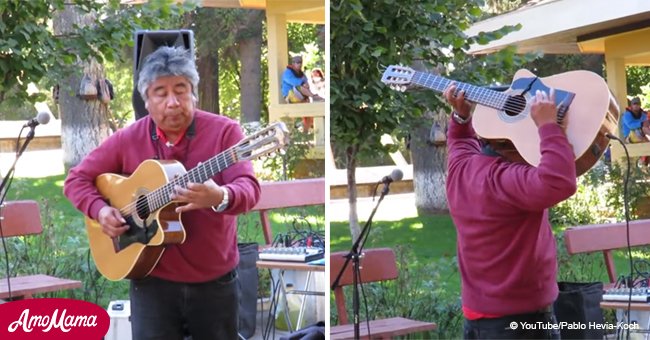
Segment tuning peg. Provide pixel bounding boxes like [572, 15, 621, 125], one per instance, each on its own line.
[400, 86, 407, 92]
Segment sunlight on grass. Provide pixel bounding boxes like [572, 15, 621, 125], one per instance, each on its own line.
[409, 222, 423, 230]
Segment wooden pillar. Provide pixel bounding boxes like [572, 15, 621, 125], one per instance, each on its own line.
[266, 12, 288, 123]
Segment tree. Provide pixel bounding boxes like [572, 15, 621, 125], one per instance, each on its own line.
[193, 8, 264, 123]
[1, 0, 190, 167]
[331, 0, 524, 239]
[54, 5, 112, 168]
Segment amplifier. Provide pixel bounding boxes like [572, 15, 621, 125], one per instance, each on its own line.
[259, 247, 324, 263]
[602, 287, 650, 302]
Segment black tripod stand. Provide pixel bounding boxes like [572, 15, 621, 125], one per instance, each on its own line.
[0, 124, 37, 204]
[0, 123, 38, 300]
[331, 179, 393, 340]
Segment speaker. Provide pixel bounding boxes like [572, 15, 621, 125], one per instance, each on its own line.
[132, 30, 195, 120]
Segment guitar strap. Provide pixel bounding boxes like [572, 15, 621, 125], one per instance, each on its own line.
[149, 118, 196, 160]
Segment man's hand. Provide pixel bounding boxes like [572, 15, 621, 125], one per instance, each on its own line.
[530, 89, 561, 129]
[171, 179, 224, 213]
[443, 83, 472, 119]
[97, 206, 129, 237]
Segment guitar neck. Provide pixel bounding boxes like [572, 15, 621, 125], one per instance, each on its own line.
[410, 71, 509, 111]
[147, 148, 238, 212]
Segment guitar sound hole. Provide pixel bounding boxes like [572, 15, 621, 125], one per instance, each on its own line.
[135, 196, 151, 220]
[503, 95, 527, 117]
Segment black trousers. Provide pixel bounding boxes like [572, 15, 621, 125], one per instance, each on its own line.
[464, 307, 561, 340]
[130, 271, 239, 340]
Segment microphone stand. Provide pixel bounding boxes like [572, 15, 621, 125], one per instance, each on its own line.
[331, 180, 392, 340]
[0, 125, 36, 301]
[0, 125, 36, 205]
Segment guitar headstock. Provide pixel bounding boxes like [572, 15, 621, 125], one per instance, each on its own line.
[381, 65, 416, 92]
[235, 122, 290, 161]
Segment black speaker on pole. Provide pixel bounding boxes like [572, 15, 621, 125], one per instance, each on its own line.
[132, 30, 195, 120]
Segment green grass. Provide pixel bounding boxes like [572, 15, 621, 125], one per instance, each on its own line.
[330, 214, 461, 295]
[3, 174, 324, 307]
[331, 214, 649, 298]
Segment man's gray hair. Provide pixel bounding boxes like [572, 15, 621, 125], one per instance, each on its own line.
[137, 46, 199, 102]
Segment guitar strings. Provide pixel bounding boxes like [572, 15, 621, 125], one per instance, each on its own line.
[116, 148, 237, 218]
[412, 72, 532, 113]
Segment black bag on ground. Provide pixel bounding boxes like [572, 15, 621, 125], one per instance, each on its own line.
[237, 242, 259, 339]
[553, 281, 604, 340]
[279, 321, 325, 340]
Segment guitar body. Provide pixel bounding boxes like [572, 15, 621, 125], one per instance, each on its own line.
[86, 159, 187, 281]
[81, 122, 288, 281]
[473, 69, 620, 176]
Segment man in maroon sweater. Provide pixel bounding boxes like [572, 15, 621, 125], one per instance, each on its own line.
[64, 46, 260, 339]
[444, 84, 577, 339]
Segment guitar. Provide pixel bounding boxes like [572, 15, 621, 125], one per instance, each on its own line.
[381, 65, 620, 176]
[85, 122, 289, 281]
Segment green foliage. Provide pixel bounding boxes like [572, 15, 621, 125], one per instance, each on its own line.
[550, 162, 650, 227]
[626, 66, 650, 97]
[330, 0, 524, 167]
[0, 0, 192, 106]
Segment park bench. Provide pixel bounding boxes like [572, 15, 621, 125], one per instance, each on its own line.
[329, 247, 437, 339]
[563, 219, 650, 287]
[250, 178, 325, 246]
[0, 200, 82, 300]
[247, 178, 326, 337]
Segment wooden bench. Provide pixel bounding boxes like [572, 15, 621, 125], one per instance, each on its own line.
[564, 219, 650, 285]
[0, 200, 82, 300]
[250, 178, 325, 245]
[330, 247, 436, 339]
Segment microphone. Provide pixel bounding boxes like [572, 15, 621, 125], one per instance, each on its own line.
[24, 111, 51, 128]
[381, 169, 404, 184]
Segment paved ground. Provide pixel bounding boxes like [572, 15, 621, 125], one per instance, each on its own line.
[328, 192, 419, 222]
[0, 149, 64, 178]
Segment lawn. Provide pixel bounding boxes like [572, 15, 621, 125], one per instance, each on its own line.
[331, 212, 647, 299]
[330, 214, 461, 295]
[3, 174, 324, 307]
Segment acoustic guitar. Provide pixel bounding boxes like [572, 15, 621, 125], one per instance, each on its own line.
[86, 122, 289, 281]
[381, 65, 620, 176]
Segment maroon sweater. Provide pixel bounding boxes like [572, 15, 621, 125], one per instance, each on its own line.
[446, 117, 577, 316]
[64, 110, 260, 283]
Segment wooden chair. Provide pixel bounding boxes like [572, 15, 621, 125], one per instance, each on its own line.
[330, 247, 436, 339]
[250, 178, 325, 245]
[0, 200, 82, 300]
[563, 219, 650, 286]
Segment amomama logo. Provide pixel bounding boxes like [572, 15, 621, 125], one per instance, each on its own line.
[0, 298, 110, 339]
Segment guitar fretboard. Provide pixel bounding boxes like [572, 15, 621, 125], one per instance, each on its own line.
[144, 148, 238, 214]
[410, 71, 510, 111]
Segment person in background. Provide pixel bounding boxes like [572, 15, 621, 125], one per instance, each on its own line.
[281, 55, 322, 104]
[64, 46, 261, 339]
[309, 68, 326, 101]
[622, 96, 650, 165]
[444, 83, 576, 339]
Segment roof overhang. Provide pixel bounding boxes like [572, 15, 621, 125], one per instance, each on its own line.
[121, 0, 324, 24]
[466, 0, 650, 55]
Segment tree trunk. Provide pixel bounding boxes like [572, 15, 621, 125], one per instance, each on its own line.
[197, 52, 220, 114]
[239, 10, 264, 123]
[54, 5, 111, 169]
[410, 111, 449, 214]
[346, 145, 361, 241]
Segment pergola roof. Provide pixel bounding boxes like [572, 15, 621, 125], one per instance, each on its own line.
[466, 0, 650, 58]
[121, 0, 324, 24]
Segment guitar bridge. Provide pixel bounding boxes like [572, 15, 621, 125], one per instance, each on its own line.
[556, 92, 575, 125]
